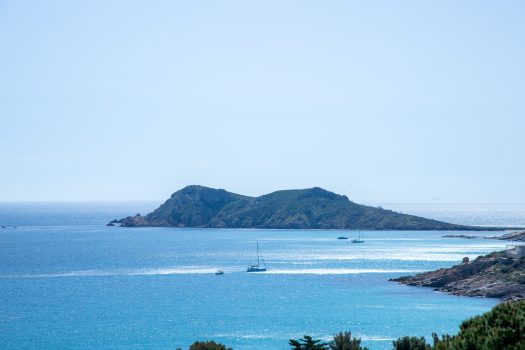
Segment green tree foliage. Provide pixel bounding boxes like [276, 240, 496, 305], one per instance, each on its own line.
[289, 335, 329, 350]
[188, 340, 233, 350]
[434, 300, 525, 350]
[392, 336, 431, 350]
[329, 331, 369, 350]
[431, 333, 453, 349]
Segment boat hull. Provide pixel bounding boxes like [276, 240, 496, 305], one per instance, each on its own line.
[246, 267, 266, 272]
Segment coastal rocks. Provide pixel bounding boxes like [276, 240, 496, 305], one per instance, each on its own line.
[391, 251, 525, 301]
[114, 214, 150, 227]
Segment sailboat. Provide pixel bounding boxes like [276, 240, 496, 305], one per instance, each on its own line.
[351, 231, 364, 243]
[247, 242, 267, 272]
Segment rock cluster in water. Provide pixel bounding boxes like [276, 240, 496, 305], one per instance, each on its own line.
[443, 231, 525, 241]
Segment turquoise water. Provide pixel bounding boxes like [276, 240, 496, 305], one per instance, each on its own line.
[0, 202, 519, 350]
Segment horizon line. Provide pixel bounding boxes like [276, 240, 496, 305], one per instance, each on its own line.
[1, 199, 524, 205]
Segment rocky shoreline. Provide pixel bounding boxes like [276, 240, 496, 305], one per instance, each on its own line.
[391, 250, 525, 301]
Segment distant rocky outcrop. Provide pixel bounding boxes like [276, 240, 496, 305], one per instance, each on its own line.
[443, 231, 525, 241]
[110, 185, 508, 231]
[391, 251, 525, 301]
[494, 231, 525, 241]
[442, 234, 479, 239]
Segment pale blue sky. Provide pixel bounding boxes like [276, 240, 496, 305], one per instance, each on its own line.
[1, 1, 524, 202]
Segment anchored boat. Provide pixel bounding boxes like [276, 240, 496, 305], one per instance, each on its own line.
[351, 231, 365, 243]
[247, 242, 267, 272]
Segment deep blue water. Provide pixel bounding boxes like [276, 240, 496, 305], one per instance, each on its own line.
[1, 202, 523, 350]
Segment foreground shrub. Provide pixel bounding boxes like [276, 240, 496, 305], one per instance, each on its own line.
[392, 336, 431, 350]
[289, 335, 329, 350]
[330, 331, 368, 350]
[434, 300, 525, 350]
[188, 340, 233, 350]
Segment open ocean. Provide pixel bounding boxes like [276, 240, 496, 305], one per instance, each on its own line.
[1, 201, 524, 350]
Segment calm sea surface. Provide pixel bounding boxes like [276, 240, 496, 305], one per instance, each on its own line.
[1, 202, 524, 350]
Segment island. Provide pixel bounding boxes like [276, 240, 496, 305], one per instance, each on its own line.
[109, 185, 510, 230]
[391, 246, 525, 301]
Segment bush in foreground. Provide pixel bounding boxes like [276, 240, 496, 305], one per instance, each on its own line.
[434, 300, 525, 350]
[329, 331, 368, 350]
[289, 335, 329, 350]
[289, 332, 367, 350]
[185, 340, 233, 350]
[392, 336, 431, 350]
[391, 301, 525, 349]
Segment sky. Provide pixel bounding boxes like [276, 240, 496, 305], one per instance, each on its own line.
[1, 0, 524, 203]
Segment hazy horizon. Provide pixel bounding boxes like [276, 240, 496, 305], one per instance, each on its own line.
[1, 187, 524, 206]
[2, 1, 524, 203]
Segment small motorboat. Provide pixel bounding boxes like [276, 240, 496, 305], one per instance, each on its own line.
[215, 270, 224, 275]
[337, 236, 348, 240]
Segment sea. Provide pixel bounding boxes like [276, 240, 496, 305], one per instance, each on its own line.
[1, 201, 525, 350]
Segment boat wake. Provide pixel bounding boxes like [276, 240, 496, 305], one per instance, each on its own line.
[1, 267, 219, 279]
[1, 267, 423, 278]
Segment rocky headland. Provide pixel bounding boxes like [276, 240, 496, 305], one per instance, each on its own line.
[391, 250, 525, 301]
[109, 185, 511, 231]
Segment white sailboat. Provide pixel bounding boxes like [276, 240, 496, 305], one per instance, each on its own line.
[247, 242, 267, 272]
[351, 231, 364, 243]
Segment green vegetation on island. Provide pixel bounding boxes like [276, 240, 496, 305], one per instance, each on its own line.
[176, 301, 525, 350]
[110, 185, 506, 231]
